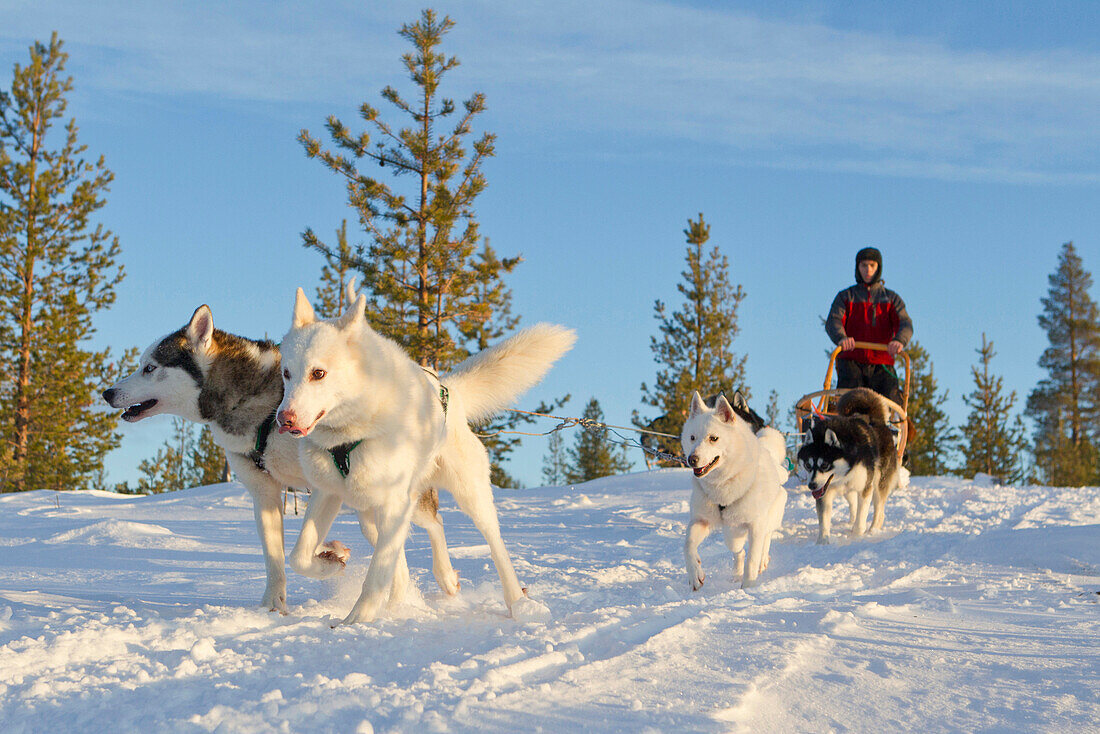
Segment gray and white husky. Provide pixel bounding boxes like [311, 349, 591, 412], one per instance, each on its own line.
[796, 387, 901, 543]
[103, 304, 460, 613]
[276, 288, 576, 625]
[681, 391, 788, 590]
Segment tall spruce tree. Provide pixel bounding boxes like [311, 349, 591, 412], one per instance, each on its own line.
[299, 9, 518, 371]
[959, 334, 1029, 483]
[1026, 242, 1100, 486]
[637, 213, 747, 461]
[905, 341, 958, 476]
[567, 398, 633, 483]
[0, 35, 128, 492]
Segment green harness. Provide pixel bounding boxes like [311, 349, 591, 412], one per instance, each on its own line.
[249, 415, 277, 472]
[329, 382, 450, 479]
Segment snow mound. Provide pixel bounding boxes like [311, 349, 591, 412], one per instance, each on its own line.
[511, 595, 552, 623]
[43, 519, 199, 549]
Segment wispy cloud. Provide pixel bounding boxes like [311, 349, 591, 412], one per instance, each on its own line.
[4, 0, 1098, 182]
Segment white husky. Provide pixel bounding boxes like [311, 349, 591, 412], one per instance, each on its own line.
[277, 288, 575, 625]
[681, 391, 787, 590]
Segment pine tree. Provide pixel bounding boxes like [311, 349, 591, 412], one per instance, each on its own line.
[567, 398, 633, 483]
[541, 430, 569, 487]
[905, 341, 958, 475]
[1026, 242, 1100, 486]
[765, 389, 781, 428]
[959, 334, 1029, 483]
[0, 35, 128, 492]
[637, 213, 747, 461]
[137, 418, 193, 494]
[191, 425, 228, 486]
[137, 419, 227, 493]
[314, 220, 355, 319]
[299, 9, 518, 370]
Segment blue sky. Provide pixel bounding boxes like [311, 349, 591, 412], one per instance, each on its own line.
[3, 1, 1098, 486]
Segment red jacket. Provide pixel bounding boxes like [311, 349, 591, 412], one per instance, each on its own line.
[826, 281, 913, 365]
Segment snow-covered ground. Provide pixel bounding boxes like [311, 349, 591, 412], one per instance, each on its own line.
[0, 471, 1097, 732]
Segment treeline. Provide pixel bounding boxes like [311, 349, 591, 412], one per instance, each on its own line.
[1, 18, 1095, 493]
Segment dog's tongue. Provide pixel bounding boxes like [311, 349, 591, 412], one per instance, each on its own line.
[811, 475, 833, 500]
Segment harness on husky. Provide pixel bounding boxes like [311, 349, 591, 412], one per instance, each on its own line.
[329, 440, 363, 479]
[421, 367, 450, 417]
[249, 416, 278, 472]
[328, 373, 450, 479]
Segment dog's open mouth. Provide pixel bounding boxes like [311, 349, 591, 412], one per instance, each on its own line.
[811, 474, 833, 500]
[693, 456, 720, 478]
[121, 399, 158, 422]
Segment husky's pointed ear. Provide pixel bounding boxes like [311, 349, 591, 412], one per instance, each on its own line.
[186, 305, 215, 352]
[824, 428, 841, 448]
[292, 288, 317, 329]
[731, 390, 749, 412]
[343, 277, 359, 309]
[715, 394, 737, 423]
[689, 391, 707, 417]
[335, 293, 366, 331]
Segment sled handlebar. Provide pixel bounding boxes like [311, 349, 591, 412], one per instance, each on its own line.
[822, 341, 910, 413]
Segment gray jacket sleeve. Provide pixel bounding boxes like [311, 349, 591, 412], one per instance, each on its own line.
[893, 292, 913, 346]
[825, 290, 849, 345]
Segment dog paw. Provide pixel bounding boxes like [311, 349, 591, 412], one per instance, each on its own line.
[318, 540, 350, 566]
[817, 536, 831, 545]
[437, 569, 460, 596]
[263, 596, 288, 615]
[260, 584, 288, 615]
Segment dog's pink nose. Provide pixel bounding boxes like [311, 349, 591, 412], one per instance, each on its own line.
[278, 408, 296, 428]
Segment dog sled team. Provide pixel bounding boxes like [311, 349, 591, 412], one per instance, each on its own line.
[103, 247, 913, 621]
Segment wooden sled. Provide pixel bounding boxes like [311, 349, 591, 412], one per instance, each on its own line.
[793, 341, 911, 460]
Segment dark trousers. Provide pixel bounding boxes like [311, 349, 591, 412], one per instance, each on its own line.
[836, 359, 902, 406]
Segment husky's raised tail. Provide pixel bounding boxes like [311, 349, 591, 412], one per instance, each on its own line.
[446, 323, 576, 423]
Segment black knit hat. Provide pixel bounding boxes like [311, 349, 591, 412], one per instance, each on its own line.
[854, 247, 882, 284]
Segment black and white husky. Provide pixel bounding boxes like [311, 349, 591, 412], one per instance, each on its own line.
[796, 387, 901, 543]
[680, 391, 788, 590]
[103, 305, 460, 613]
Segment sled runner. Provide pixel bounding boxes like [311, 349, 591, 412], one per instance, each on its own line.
[793, 341, 911, 459]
